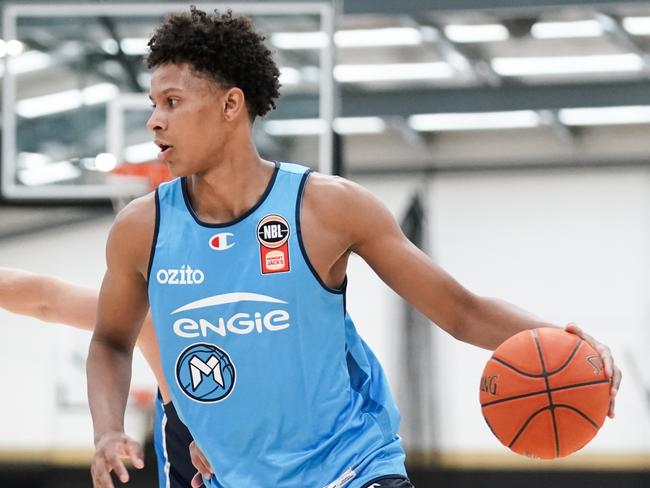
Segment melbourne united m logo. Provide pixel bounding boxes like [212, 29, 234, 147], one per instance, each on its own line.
[176, 343, 236, 403]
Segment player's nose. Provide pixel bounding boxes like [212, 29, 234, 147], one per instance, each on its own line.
[146, 109, 167, 132]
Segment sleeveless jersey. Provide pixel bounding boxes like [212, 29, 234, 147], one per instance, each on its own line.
[148, 162, 406, 487]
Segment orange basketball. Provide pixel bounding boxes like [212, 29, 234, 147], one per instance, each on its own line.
[480, 327, 610, 459]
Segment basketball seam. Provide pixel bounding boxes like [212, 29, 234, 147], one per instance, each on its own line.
[480, 379, 610, 408]
[507, 405, 550, 449]
[491, 338, 581, 378]
[553, 404, 600, 429]
[532, 329, 560, 458]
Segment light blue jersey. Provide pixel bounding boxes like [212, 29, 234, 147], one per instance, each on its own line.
[148, 162, 406, 487]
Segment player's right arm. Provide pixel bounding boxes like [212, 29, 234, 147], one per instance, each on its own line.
[87, 195, 155, 487]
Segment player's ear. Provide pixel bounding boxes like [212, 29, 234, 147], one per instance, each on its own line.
[223, 87, 246, 121]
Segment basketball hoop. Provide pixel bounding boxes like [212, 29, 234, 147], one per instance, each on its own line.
[107, 160, 173, 213]
[129, 387, 156, 412]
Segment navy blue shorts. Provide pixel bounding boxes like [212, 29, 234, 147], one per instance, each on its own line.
[362, 476, 415, 487]
[153, 391, 196, 487]
[153, 391, 414, 488]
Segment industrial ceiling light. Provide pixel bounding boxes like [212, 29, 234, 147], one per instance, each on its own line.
[265, 117, 386, 136]
[334, 27, 425, 47]
[623, 16, 650, 35]
[408, 111, 540, 131]
[531, 20, 603, 39]
[559, 106, 650, 126]
[271, 27, 428, 50]
[444, 24, 510, 43]
[16, 83, 119, 118]
[270, 32, 329, 50]
[0, 50, 53, 76]
[332, 117, 386, 134]
[492, 53, 643, 76]
[334, 62, 454, 82]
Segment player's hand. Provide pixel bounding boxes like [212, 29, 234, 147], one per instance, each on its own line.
[565, 323, 622, 419]
[190, 440, 215, 487]
[91, 431, 144, 487]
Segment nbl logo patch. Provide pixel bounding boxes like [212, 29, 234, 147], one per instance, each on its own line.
[257, 214, 290, 274]
[175, 343, 236, 403]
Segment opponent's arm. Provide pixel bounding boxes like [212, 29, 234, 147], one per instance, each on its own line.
[0, 267, 97, 329]
[87, 196, 154, 487]
[0, 266, 169, 405]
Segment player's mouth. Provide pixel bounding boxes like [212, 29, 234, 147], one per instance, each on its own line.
[155, 140, 173, 160]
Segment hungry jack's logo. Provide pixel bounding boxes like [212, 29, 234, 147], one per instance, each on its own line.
[257, 214, 290, 274]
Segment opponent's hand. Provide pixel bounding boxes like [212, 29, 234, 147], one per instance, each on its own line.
[190, 440, 215, 487]
[91, 431, 144, 487]
[565, 323, 622, 418]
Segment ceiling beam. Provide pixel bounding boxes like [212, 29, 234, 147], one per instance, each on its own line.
[275, 80, 650, 119]
[343, 0, 650, 15]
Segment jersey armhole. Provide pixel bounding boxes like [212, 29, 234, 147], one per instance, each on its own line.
[146, 188, 161, 285]
[295, 170, 345, 295]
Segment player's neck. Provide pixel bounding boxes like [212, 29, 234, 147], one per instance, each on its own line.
[186, 147, 275, 224]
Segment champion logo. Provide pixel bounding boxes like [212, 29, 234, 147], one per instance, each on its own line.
[209, 232, 235, 251]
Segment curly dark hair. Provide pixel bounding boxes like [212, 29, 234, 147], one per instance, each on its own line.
[145, 6, 281, 119]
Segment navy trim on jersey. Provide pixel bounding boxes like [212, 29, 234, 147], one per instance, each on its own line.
[295, 169, 345, 295]
[147, 188, 161, 283]
[361, 475, 414, 488]
[346, 349, 394, 441]
[180, 162, 280, 228]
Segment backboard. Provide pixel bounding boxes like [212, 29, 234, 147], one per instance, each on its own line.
[1, 2, 335, 202]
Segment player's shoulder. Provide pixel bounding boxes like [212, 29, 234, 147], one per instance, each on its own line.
[304, 171, 369, 208]
[303, 171, 401, 248]
[108, 192, 157, 248]
[304, 171, 383, 217]
[302, 172, 389, 244]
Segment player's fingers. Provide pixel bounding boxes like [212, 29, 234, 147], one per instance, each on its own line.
[123, 439, 144, 469]
[189, 441, 214, 475]
[191, 472, 205, 488]
[594, 343, 613, 378]
[192, 454, 213, 478]
[566, 323, 596, 348]
[566, 323, 615, 378]
[91, 457, 115, 488]
[612, 364, 622, 392]
[608, 394, 616, 419]
[608, 366, 622, 418]
[108, 457, 130, 484]
[564, 322, 583, 336]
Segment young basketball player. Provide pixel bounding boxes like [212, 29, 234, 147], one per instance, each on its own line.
[86, 8, 622, 488]
[0, 267, 195, 487]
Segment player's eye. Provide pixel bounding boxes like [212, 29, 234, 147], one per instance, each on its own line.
[168, 98, 178, 107]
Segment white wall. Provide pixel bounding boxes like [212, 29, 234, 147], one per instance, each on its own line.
[1, 168, 649, 461]
[0, 216, 153, 453]
[349, 168, 650, 458]
[428, 168, 650, 455]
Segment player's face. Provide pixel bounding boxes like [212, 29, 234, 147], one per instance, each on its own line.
[147, 63, 232, 176]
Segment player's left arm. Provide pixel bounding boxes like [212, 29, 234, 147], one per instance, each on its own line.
[331, 179, 621, 415]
